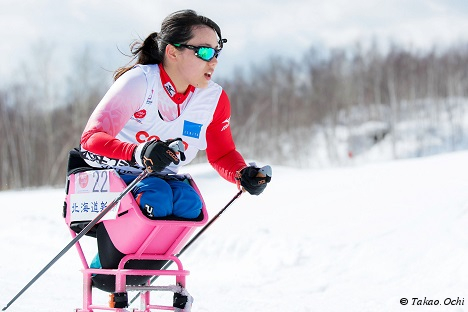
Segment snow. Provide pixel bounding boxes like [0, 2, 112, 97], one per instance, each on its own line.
[2, 151, 468, 311]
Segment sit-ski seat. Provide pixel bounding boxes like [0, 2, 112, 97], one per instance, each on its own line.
[63, 149, 208, 310]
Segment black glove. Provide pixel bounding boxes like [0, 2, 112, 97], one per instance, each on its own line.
[237, 166, 271, 196]
[134, 139, 181, 172]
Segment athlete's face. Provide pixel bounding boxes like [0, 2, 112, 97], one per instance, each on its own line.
[174, 26, 220, 89]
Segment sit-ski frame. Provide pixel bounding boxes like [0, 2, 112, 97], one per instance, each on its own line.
[71, 229, 190, 312]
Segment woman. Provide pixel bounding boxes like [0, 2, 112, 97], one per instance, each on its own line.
[80, 9, 270, 220]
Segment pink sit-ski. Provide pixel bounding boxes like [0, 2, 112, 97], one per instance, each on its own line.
[64, 150, 208, 312]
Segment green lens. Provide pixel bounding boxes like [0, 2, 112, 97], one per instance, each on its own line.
[197, 47, 215, 61]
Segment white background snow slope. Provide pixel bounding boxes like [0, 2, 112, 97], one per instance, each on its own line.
[1, 152, 468, 311]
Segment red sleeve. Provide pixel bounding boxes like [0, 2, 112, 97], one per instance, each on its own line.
[206, 90, 247, 184]
[81, 131, 136, 161]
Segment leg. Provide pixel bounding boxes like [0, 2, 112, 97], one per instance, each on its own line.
[167, 179, 202, 219]
[93, 223, 169, 292]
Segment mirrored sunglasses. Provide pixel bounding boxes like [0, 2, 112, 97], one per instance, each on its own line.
[173, 43, 222, 62]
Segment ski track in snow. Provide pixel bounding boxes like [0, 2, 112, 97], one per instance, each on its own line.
[1, 152, 468, 311]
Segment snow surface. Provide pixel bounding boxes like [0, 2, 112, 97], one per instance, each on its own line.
[2, 152, 468, 312]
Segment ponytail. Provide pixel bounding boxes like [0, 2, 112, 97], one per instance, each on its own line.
[113, 32, 165, 81]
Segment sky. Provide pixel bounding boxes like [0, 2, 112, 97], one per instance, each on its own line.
[2, 150, 468, 311]
[2, 0, 468, 80]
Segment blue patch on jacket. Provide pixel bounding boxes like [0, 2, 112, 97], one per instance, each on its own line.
[183, 120, 202, 139]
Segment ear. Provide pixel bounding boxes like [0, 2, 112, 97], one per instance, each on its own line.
[165, 44, 179, 62]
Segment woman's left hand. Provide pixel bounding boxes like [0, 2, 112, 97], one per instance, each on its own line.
[237, 165, 272, 195]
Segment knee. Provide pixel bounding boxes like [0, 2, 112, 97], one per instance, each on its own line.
[171, 183, 203, 219]
[134, 177, 173, 217]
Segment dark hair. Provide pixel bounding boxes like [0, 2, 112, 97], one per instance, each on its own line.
[114, 9, 225, 81]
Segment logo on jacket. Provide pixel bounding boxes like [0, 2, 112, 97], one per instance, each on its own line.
[221, 117, 230, 131]
[134, 109, 147, 119]
[164, 82, 176, 97]
[146, 89, 154, 105]
[183, 120, 202, 139]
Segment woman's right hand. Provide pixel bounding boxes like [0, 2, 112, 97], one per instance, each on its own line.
[134, 139, 182, 172]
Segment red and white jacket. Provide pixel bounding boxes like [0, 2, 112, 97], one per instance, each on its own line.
[80, 64, 246, 184]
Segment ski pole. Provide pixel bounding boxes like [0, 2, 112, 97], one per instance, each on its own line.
[2, 169, 150, 311]
[129, 189, 243, 305]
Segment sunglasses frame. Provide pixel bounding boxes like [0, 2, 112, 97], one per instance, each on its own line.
[173, 43, 222, 62]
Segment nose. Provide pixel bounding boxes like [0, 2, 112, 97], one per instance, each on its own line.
[208, 56, 218, 67]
